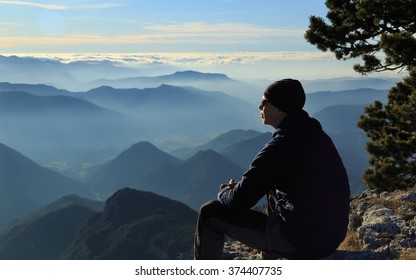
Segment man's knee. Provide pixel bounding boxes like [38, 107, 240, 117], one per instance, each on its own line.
[199, 200, 223, 218]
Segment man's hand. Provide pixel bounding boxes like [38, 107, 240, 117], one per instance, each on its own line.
[220, 179, 237, 189]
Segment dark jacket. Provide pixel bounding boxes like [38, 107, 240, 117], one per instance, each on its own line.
[218, 110, 350, 259]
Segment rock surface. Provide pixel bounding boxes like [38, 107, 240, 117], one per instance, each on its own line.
[223, 189, 416, 260]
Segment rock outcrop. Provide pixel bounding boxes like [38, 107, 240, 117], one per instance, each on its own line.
[332, 188, 416, 259]
[223, 188, 416, 260]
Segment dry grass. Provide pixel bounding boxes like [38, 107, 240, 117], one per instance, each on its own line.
[338, 231, 362, 251]
[357, 189, 416, 220]
[337, 231, 416, 260]
[399, 249, 416, 260]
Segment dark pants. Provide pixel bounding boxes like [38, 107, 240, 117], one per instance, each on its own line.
[194, 200, 294, 259]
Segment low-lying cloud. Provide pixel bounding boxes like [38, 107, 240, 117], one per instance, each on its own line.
[20, 52, 335, 66]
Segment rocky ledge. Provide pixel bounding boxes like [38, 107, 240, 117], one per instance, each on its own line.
[223, 189, 416, 260]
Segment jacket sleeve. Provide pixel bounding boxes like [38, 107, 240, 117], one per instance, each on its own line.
[217, 135, 292, 210]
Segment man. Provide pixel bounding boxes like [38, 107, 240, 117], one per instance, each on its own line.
[194, 79, 350, 259]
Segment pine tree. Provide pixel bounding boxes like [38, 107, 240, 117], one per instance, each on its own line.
[305, 0, 416, 74]
[357, 70, 416, 191]
[305, 0, 416, 191]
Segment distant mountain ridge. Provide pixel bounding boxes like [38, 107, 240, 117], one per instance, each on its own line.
[305, 88, 388, 115]
[0, 91, 141, 162]
[0, 82, 70, 96]
[90, 70, 230, 86]
[302, 77, 400, 93]
[87, 70, 261, 103]
[161, 70, 230, 80]
[0, 91, 111, 114]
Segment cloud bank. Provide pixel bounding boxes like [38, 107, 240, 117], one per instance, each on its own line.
[13, 52, 335, 66]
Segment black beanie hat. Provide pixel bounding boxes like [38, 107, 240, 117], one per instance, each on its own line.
[263, 79, 306, 113]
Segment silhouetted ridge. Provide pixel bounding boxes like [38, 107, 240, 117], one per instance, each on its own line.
[104, 187, 196, 223]
[66, 188, 197, 259]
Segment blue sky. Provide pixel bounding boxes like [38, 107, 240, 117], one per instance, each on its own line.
[0, 0, 327, 52]
[0, 0, 383, 80]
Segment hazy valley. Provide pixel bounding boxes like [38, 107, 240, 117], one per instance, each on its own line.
[0, 55, 399, 259]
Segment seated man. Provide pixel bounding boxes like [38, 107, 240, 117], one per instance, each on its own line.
[194, 79, 350, 259]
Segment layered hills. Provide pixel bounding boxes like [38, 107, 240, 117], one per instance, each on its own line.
[0, 195, 103, 259]
[0, 143, 93, 228]
[0, 82, 260, 166]
[0, 90, 140, 162]
[0, 59, 401, 259]
[87, 141, 182, 200]
[0, 188, 196, 260]
[0, 77, 390, 220]
[86, 140, 245, 209]
[139, 149, 244, 210]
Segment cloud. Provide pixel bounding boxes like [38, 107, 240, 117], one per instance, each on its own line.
[0, 22, 306, 50]
[0, 1, 67, 10]
[0, 1, 122, 10]
[14, 52, 335, 66]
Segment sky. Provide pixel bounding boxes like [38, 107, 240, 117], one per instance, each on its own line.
[0, 0, 394, 80]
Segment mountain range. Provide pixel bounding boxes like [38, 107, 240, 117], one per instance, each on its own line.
[0, 57, 399, 259]
[0, 188, 196, 260]
[304, 88, 388, 115]
[0, 55, 399, 101]
[0, 80, 388, 213]
[87, 141, 182, 200]
[87, 70, 263, 103]
[0, 90, 141, 163]
[0, 82, 260, 167]
[85, 140, 245, 209]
